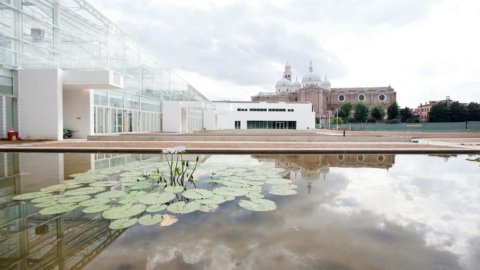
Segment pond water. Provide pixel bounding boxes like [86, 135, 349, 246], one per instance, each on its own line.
[0, 152, 479, 270]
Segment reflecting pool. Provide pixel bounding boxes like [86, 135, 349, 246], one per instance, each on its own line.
[0, 152, 479, 270]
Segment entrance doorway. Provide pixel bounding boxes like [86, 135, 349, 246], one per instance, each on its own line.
[275, 122, 285, 129]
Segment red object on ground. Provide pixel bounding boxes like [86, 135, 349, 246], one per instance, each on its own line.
[7, 128, 19, 141]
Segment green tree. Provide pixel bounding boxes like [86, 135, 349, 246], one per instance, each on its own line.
[467, 102, 480, 121]
[387, 101, 399, 120]
[449, 101, 468, 122]
[354, 102, 369, 123]
[370, 105, 385, 121]
[400, 107, 413, 123]
[330, 116, 344, 125]
[429, 101, 450, 122]
[338, 102, 353, 121]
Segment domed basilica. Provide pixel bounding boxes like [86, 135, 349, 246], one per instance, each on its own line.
[251, 62, 397, 123]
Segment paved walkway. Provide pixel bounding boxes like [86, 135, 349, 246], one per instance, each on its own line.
[1, 138, 479, 154]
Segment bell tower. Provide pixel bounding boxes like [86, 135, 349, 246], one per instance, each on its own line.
[283, 62, 292, 81]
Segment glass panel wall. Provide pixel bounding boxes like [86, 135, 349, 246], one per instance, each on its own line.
[0, 0, 212, 136]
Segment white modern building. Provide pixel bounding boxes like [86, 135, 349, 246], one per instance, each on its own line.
[214, 102, 315, 130]
[0, 0, 212, 140]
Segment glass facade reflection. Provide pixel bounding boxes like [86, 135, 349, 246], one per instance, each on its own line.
[0, 0, 210, 137]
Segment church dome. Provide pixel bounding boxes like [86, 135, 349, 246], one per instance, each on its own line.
[302, 61, 322, 85]
[321, 75, 331, 89]
[292, 78, 301, 88]
[275, 78, 292, 88]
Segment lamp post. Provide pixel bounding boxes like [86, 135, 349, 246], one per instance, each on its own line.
[336, 109, 339, 130]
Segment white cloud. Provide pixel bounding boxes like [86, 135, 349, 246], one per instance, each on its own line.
[89, 0, 480, 107]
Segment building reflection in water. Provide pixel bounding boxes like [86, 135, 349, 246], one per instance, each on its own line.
[0, 152, 395, 269]
[0, 152, 211, 270]
[252, 154, 395, 193]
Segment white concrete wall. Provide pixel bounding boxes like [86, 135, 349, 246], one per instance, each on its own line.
[162, 101, 182, 132]
[63, 89, 93, 138]
[62, 70, 123, 89]
[203, 109, 216, 130]
[18, 69, 63, 140]
[214, 102, 315, 130]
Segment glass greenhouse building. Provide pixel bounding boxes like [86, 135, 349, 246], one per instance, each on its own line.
[0, 0, 212, 139]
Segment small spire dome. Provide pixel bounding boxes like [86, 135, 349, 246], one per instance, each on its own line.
[302, 60, 322, 86]
[321, 75, 331, 89]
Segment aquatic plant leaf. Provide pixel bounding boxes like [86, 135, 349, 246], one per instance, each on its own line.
[109, 218, 138, 230]
[238, 199, 277, 212]
[40, 183, 82, 193]
[269, 188, 297, 196]
[128, 182, 152, 190]
[160, 214, 178, 227]
[13, 192, 50, 201]
[265, 179, 292, 185]
[102, 204, 146, 219]
[246, 192, 264, 200]
[34, 201, 58, 208]
[138, 214, 163, 225]
[271, 183, 297, 190]
[39, 204, 78, 215]
[199, 204, 218, 213]
[79, 198, 110, 207]
[117, 191, 147, 204]
[182, 189, 214, 200]
[213, 187, 247, 197]
[466, 157, 480, 162]
[164, 186, 184, 193]
[82, 204, 111, 214]
[58, 195, 90, 204]
[31, 195, 62, 203]
[138, 192, 176, 205]
[146, 204, 167, 213]
[95, 190, 124, 199]
[167, 201, 200, 214]
[64, 186, 105, 196]
[90, 181, 119, 187]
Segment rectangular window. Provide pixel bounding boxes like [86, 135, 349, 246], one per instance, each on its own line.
[268, 108, 286, 112]
[249, 108, 267, 111]
[287, 109, 294, 112]
[246, 121, 296, 130]
[234, 121, 241, 129]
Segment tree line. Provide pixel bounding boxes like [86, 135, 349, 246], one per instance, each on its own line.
[429, 101, 480, 122]
[332, 100, 480, 124]
[332, 101, 415, 124]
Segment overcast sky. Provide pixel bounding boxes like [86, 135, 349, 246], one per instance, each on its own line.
[90, 0, 479, 108]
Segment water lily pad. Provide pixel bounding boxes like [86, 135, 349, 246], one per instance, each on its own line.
[213, 187, 247, 197]
[138, 192, 176, 205]
[146, 204, 167, 213]
[64, 186, 105, 196]
[12, 192, 50, 201]
[246, 192, 264, 200]
[95, 190, 124, 199]
[160, 214, 178, 227]
[164, 186, 184, 193]
[82, 204, 111, 213]
[269, 188, 297, 196]
[117, 191, 147, 204]
[103, 204, 146, 219]
[138, 214, 163, 225]
[109, 218, 138, 230]
[90, 181, 119, 187]
[34, 201, 58, 208]
[31, 195, 62, 203]
[167, 201, 200, 214]
[58, 195, 90, 204]
[79, 198, 110, 207]
[128, 182, 152, 190]
[39, 204, 78, 215]
[239, 199, 277, 212]
[40, 183, 82, 193]
[265, 179, 292, 185]
[199, 204, 218, 213]
[182, 189, 213, 200]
